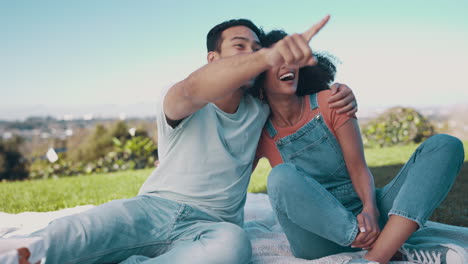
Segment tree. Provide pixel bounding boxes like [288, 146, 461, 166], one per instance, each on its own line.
[75, 121, 132, 163]
[80, 124, 113, 162]
[0, 136, 29, 181]
[111, 120, 131, 142]
[361, 107, 435, 148]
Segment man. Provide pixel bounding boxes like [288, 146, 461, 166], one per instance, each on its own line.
[1, 15, 357, 264]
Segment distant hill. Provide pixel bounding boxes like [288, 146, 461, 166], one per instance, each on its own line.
[0, 102, 158, 121]
[1, 103, 467, 140]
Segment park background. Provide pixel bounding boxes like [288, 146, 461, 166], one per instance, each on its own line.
[1, 1, 467, 226]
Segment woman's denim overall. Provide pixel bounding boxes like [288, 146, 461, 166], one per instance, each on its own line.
[266, 93, 465, 260]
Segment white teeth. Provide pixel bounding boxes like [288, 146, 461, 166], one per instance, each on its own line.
[279, 72, 294, 81]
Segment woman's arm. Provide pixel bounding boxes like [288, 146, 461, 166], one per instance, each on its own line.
[335, 119, 375, 208]
[335, 119, 380, 249]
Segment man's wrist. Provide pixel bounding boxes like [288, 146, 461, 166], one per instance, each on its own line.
[257, 48, 276, 68]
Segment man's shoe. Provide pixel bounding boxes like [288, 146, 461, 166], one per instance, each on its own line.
[399, 243, 467, 264]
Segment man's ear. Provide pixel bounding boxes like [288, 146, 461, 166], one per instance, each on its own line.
[207, 51, 220, 63]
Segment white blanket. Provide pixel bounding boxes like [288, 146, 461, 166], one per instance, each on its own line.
[1, 193, 467, 263]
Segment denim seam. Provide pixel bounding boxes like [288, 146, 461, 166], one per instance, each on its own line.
[328, 182, 356, 197]
[291, 117, 347, 179]
[287, 135, 328, 160]
[420, 172, 455, 226]
[272, 194, 358, 247]
[388, 209, 425, 228]
[343, 221, 359, 246]
[71, 204, 189, 263]
[271, 202, 299, 231]
[276, 118, 321, 146]
[319, 119, 347, 171]
[327, 160, 347, 179]
[299, 169, 359, 246]
[69, 240, 172, 264]
[168, 204, 190, 235]
[295, 169, 350, 212]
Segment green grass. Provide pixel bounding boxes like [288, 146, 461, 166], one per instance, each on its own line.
[0, 169, 152, 213]
[1, 141, 467, 226]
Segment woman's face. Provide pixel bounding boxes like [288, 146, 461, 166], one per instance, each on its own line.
[263, 64, 299, 97]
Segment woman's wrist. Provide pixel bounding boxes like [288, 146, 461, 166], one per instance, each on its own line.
[361, 200, 378, 211]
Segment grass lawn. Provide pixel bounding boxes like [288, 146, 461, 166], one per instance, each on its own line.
[1, 141, 467, 226]
[0, 169, 150, 213]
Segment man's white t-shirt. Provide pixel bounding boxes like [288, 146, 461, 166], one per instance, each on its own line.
[139, 87, 269, 226]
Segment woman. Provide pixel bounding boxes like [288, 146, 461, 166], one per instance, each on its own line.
[252, 30, 465, 264]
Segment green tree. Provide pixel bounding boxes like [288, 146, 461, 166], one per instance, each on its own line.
[362, 107, 435, 148]
[81, 124, 113, 162]
[72, 121, 132, 163]
[0, 136, 29, 181]
[111, 120, 131, 142]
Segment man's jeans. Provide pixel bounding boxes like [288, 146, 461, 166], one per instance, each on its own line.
[33, 195, 251, 263]
[267, 134, 465, 260]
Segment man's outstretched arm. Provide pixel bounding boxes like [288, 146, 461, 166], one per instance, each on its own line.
[163, 15, 331, 124]
[164, 51, 269, 123]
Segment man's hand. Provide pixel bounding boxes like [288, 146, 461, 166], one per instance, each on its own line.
[263, 15, 330, 68]
[329, 83, 358, 116]
[351, 207, 380, 250]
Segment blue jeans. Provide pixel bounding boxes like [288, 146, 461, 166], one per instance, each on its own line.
[33, 195, 251, 264]
[267, 134, 464, 260]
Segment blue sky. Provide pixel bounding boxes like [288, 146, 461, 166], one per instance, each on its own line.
[1, 0, 467, 119]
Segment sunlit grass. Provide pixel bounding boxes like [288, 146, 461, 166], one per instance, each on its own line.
[0, 169, 151, 213]
[1, 141, 466, 226]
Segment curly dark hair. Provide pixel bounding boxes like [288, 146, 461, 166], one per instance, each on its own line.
[206, 19, 264, 52]
[249, 30, 338, 100]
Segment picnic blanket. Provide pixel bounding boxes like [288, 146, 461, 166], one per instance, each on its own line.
[1, 193, 467, 263]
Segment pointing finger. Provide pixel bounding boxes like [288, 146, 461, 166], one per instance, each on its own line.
[302, 15, 330, 42]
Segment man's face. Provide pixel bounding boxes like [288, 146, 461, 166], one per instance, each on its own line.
[214, 26, 262, 88]
[217, 26, 261, 58]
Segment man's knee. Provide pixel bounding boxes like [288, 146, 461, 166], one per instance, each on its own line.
[204, 223, 252, 264]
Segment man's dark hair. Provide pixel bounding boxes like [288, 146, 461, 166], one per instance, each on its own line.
[207, 19, 264, 52]
[249, 30, 337, 100]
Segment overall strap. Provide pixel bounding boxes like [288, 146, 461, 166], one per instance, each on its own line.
[309, 93, 319, 110]
[265, 120, 278, 138]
